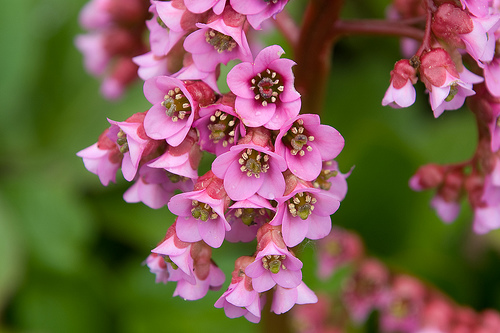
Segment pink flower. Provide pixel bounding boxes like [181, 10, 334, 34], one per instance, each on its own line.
[484, 58, 500, 98]
[227, 44, 301, 129]
[193, 94, 246, 155]
[271, 282, 318, 315]
[473, 180, 500, 234]
[78, 0, 112, 30]
[245, 224, 303, 293]
[430, 194, 461, 223]
[225, 194, 275, 242]
[211, 143, 287, 201]
[123, 165, 193, 209]
[214, 256, 263, 323]
[275, 114, 344, 181]
[168, 171, 231, 248]
[270, 173, 341, 247]
[382, 59, 418, 108]
[183, 8, 252, 73]
[75, 32, 110, 76]
[77, 128, 123, 186]
[143, 77, 215, 146]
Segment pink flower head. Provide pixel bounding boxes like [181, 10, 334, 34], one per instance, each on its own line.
[78, 0, 112, 30]
[379, 275, 426, 333]
[77, 128, 123, 186]
[316, 227, 364, 280]
[143, 76, 215, 146]
[484, 58, 500, 98]
[172, 53, 220, 92]
[275, 114, 344, 181]
[312, 160, 351, 201]
[123, 165, 194, 209]
[168, 171, 231, 248]
[146, 2, 174, 57]
[108, 111, 167, 181]
[184, 0, 227, 15]
[245, 224, 303, 293]
[230, 0, 289, 30]
[225, 194, 275, 242]
[420, 48, 476, 117]
[75, 32, 110, 76]
[227, 44, 301, 129]
[214, 256, 263, 323]
[145, 253, 169, 284]
[270, 173, 341, 247]
[193, 94, 246, 155]
[147, 128, 202, 180]
[183, 8, 252, 73]
[271, 281, 318, 315]
[342, 259, 389, 324]
[382, 59, 418, 108]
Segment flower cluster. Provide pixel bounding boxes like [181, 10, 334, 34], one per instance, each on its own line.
[381, 0, 500, 235]
[77, 0, 347, 323]
[292, 227, 500, 333]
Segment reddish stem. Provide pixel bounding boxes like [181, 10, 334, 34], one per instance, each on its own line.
[334, 19, 425, 41]
[415, 1, 434, 57]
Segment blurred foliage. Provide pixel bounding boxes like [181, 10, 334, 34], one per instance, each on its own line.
[1, 0, 500, 332]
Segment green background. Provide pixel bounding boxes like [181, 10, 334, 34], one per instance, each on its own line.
[1, 0, 500, 332]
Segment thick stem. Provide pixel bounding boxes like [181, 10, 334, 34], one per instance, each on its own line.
[334, 19, 425, 41]
[294, 0, 345, 114]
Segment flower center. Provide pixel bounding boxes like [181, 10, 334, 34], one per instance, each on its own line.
[250, 69, 284, 107]
[233, 207, 267, 226]
[262, 254, 286, 274]
[282, 119, 315, 156]
[263, 0, 279, 3]
[161, 87, 191, 122]
[207, 110, 237, 147]
[390, 298, 411, 319]
[288, 192, 317, 220]
[444, 82, 459, 102]
[116, 129, 129, 153]
[191, 200, 218, 221]
[205, 29, 237, 53]
[313, 164, 338, 191]
[238, 148, 270, 178]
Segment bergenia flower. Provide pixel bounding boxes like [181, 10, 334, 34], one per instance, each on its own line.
[145, 253, 169, 284]
[143, 76, 215, 146]
[184, 0, 227, 15]
[227, 44, 301, 129]
[77, 128, 123, 186]
[275, 114, 344, 181]
[183, 7, 252, 73]
[472, 180, 500, 234]
[211, 143, 288, 201]
[312, 160, 351, 201]
[271, 173, 341, 247]
[245, 224, 303, 293]
[168, 171, 231, 248]
[214, 256, 263, 323]
[382, 59, 418, 108]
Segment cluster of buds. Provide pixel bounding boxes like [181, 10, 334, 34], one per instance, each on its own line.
[381, 0, 500, 235]
[292, 227, 500, 333]
[77, 0, 348, 323]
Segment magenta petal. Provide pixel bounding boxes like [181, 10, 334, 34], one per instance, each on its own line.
[253, 45, 285, 73]
[285, 148, 322, 181]
[268, 58, 300, 102]
[224, 303, 248, 318]
[257, 162, 285, 199]
[121, 152, 137, 181]
[183, 29, 214, 54]
[273, 268, 302, 289]
[176, 217, 202, 242]
[281, 213, 308, 247]
[227, 62, 256, 99]
[184, 0, 217, 13]
[310, 125, 344, 160]
[244, 260, 266, 278]
[198, 218, 226, 248]
[305, 214, 332, 240]
[226, 282, 256, 307]
[252, 272, 277, 293]
[144, 103, 184, 140]
[224, 160, 264, 200]
[230, 0, 268, 14]
[264, 98, 301, 130]
[271, 286, 297, 314]
[296, 282, 318, 304]
[312, 192, 340, 216]
[174, 278, 209, 300]
[235, 97, 276, 127]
